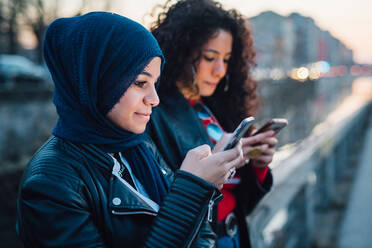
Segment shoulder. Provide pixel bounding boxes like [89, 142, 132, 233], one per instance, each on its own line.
[16, 137, 107, 247]
[17, 136, 103, 216]
[20, 136, 88, 191]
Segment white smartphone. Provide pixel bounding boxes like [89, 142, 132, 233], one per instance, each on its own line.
[223, 117, 255, 151]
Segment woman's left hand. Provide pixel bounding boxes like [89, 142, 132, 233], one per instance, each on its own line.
[241, 130, 278, 168]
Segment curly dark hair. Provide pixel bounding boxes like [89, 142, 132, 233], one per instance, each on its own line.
[150, 0, 259, 132]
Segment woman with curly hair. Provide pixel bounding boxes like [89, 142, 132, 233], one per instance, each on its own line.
[147, 0, 278, 247]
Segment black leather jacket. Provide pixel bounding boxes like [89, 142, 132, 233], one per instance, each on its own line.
[147, 91, 273, 247]
[17, 136, 217, 247]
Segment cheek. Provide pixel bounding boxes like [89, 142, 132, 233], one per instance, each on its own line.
[107, 95, 139, 129]
[119, 103, 136, 124]
[195, 62, 211, 84]
[107, 104, 130, 128]
[197, 61, 210, 76]
[119, 108, 132, 123]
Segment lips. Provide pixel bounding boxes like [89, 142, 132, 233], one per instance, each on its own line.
[138, 112, 151, 115]
[204, 81, 219, 87]
[136, 112, 151, 116]
[135, 112, 151, 120]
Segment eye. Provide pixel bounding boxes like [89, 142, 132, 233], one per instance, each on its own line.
[223, 59, 230, 64]
[134, 81, 147, 88]
[203, 55, 215, 62]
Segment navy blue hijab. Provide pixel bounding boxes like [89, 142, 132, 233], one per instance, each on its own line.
[44, 12, 168, 204]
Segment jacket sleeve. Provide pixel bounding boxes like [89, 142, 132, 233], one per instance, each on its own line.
[143, 170, 216, 248]
[143, 134, 217, 247]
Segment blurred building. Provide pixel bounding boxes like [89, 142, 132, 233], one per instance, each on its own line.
[248, 11, 354, 70]
[247, 11, 357, 147]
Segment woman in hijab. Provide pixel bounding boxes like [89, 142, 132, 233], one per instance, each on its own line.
[16, 12, 245, 247]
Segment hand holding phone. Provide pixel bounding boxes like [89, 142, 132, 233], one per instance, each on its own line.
[223, 117, 255, 151]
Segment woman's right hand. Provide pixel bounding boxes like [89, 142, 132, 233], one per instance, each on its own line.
[180, 144, 244, 189]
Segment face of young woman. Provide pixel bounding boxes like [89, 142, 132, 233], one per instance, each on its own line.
[194, 29, 233, 97]
[106, 57, 161, 134]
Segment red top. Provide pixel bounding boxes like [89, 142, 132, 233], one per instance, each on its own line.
[189, 100, 268, 221]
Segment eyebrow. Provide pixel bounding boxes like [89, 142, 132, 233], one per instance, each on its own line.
[203, 49, 231, 56]
[140, 70, 160, 82]
[140, 71, 152, 77]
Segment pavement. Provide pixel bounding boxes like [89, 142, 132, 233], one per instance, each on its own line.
[338, 113, 372, 248]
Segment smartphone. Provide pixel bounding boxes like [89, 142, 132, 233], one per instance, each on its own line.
[223, 117, 255, 151]
[252, 118, 288, 135]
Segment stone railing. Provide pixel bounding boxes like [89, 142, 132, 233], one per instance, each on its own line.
[247, 98, 371, 248]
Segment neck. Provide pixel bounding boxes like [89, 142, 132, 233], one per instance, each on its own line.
[176, 81, 201, 101]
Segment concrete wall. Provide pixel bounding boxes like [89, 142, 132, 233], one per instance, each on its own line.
[0, 88, 57, 163]
[0, 87, 56, 247]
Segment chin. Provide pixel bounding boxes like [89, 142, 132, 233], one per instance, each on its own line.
[124, 124, 146, 134]
[132, 127, 146, 134]
[200, 90, 216, 97]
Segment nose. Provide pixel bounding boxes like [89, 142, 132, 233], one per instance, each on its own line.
[213, 59, 227, 79]
[144, 84, 160, 107]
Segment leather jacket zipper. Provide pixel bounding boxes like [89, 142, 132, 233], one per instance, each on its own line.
[207, 192, 223, 222]
[111, 209, 157, 216]
[207, 199, 214, 222]
[186, 206, 208, 248]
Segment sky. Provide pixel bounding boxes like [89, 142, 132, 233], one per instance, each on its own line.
[55, 0, 372, 64]
[111, 0, 372, 64]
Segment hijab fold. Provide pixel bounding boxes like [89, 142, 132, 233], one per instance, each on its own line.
[44, 12, 168, 204]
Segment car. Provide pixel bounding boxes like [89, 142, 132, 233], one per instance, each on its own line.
[0, 54, 50, 86]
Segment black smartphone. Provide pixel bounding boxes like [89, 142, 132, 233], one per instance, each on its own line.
[223, 117, 255, 151]
[252, 118, 288, 135]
